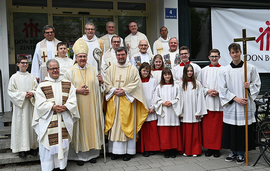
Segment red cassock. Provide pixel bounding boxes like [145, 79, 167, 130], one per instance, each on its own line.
[158, 126, 183, 152]
[137, 120, 160, 152]
[202, 111, 223, 150]
[181, 122, 202, 155]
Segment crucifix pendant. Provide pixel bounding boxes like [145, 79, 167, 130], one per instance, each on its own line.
[83, 85, 88, 89]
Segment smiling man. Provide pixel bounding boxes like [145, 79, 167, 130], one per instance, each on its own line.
[130, 40, 153, 69]
[124, 21, 152, 57]
[153, 26, 170, 55]
[104, 47, 148, 161]
[161, 37, 180, 69]
[100, 21, 124, 51]
[31, 25, 61, 83]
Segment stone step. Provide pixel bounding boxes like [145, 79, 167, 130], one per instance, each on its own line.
[0, 138, 10, 150]
[1, 112, 12, 123]
[0, 152, 40, 165]
[0, 126, 11, 135]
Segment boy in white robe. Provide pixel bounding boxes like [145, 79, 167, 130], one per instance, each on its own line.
[197, 49, 223, 158]
[219, 43, 261, 164]
[55, 42, 74, 77]
[8, 56, 38, 158]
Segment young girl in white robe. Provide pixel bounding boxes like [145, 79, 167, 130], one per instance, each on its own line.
[151, 54, 165, 85]
[137, 62, 160, 157]
[154, 68, 183, 158]
[179, 64, 207, 156]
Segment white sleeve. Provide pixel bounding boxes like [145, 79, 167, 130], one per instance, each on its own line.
[31, 43, 41, 78]
[153, 41, 158, 55]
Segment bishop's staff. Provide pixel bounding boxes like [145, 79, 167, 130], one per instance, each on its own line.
[234, 29, 256, 166]
[93, 48, 107, 162]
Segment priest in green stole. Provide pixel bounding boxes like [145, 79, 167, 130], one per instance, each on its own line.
[104, 47, 148, 161]
[64, 38, 105, 166]
[32, 59, 79, 171]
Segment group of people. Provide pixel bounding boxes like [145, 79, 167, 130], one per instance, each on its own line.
[7, 21, 261, 171]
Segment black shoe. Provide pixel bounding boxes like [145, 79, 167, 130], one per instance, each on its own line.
[76, 160, 85, 166]
[150, 151, 155, 155]
[225, 152, 237, 162]
[213, 150, 221, 158]
[143, 151, 150, 157]
[236, 155, 245, 164]
[170, 150, 177, 158]
[123, 154, 131, 161]
[19, 152, 26, 158]
[205, 149, 213, 157]
[111, 154, 120, 160]
[164, 151, 170, 158]
[29, 149, 38, 156]
[89, 158, 96, 163]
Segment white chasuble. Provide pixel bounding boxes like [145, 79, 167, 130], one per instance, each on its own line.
[8, 71, 38, 153]
[64, 63, 105, 160]
[197, 65, 223, 111]
[154, 84, 182, 126]
[218, 63, 261, 126]
[179, 81, 207, 123]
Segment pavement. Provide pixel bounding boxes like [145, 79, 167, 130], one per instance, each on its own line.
[0, 148, 269, 171]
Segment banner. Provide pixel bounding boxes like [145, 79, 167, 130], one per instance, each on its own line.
[211, 8, 270, 73]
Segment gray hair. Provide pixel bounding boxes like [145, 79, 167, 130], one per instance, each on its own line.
[106, 21, 115, 27]
[115, 47, 127, 55]
[169, 37, 179, 45]
[111, 36, 121, 43]
[46, 59, 59, 69]
[129, 21, 137, 27]
[85, 22, 95, 29]
[42, 25, 55, 34]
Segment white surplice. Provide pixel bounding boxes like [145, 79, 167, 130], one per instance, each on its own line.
[8, 71, 38, 153]
[151, 70, 162, 85]
[179, 80, 207, 123]
[173, 62, 201, 82]
[154, 84, 182, 126]
[197, 65, 223, 111]
[218, 63, 261, 126]
[55, 57, 74, 77]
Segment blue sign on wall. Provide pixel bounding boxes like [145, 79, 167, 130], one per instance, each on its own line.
[165, 8, 177, 19]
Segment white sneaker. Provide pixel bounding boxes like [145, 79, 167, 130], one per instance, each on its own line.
[183, 153, 188, 157]
[192, 154, 198, 157]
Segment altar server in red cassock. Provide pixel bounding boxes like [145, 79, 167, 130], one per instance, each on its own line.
[179, 64, 207, 157]
[197, 49, 223, 158]
[154, 68, 183, 158]
[136, 62, 160, 157]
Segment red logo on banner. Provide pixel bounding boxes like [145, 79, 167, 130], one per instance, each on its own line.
[256, 21, 270, 51]
[22, 19, 41, 38]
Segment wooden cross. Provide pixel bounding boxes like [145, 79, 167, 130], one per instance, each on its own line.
[116, 75, 124, 88]
[234, 29, 256, 55]
[41, 51, 47, 62]
[234, 29, 256, 166]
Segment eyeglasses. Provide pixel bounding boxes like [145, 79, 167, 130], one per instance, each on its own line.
[112, 41, 120, 44]
[85, 28, 95, 31]
[48, 67, 59, 71]
[180, 53, 188, 56]
[45, 31, 54, 34]
[20, 62, 29, 65]
[139, 44, 148, 47]
[209, 56, 220, 58]
[116, 54, 126, 57]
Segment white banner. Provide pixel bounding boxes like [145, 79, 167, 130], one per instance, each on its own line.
[211, 8, 270, 73]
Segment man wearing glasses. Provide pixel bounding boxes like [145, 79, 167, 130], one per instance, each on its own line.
[153, 26, 170, 55]
[31, 25, 61, 83]
[76, 22, 105, 69]
[100, 21, 124, 51]
[172, 46, 201, 81]
[130, 40, 153, 70]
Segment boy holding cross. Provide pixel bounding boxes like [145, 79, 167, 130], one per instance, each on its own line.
[218, 43, 261, 164]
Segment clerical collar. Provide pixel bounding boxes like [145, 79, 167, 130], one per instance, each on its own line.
[153, 68, 162, 71]
[180, 61, 190, 66]
[78, 65, 87, 69]
[141, 76, 150, 82]
[230, 60, 243, 68]
[209, 63, 221, 67]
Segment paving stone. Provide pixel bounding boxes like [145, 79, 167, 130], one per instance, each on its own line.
[124, 166, 138, 171]
[136, 164, 151, 170]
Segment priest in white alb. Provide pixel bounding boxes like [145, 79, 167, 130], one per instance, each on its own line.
[65, 38, 105, 166]
[173, 46, 201, 80]
[32, 59, 79, 171]
[197, 49, 223, 158]
[153, 26, 170, 55]
[31, 25, 61, 83]
[124, 21, 152, 58]
[104, 47, 148, 161]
